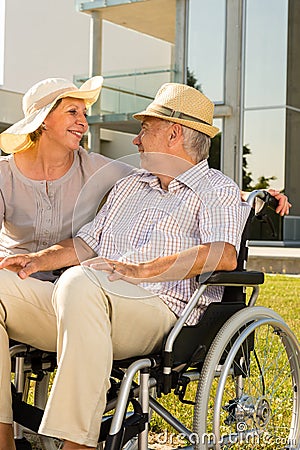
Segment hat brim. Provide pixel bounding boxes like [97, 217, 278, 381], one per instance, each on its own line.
[133, 110, 219, 138]
[0, 76, 103, 154]
[62, 75, 104, 109]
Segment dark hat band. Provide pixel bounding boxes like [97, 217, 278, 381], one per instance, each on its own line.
[147, 104, 211, 126]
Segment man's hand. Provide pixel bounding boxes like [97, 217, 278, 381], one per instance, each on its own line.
[82, 257, 142, 284]
[0, 253, 39, 279]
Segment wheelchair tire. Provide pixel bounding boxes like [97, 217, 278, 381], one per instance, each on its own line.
[193, 306, 300, 449]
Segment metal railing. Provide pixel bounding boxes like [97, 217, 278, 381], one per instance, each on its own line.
[75, 67, 174, 115]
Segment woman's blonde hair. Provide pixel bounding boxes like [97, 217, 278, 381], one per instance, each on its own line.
[29, 99, 63, 143]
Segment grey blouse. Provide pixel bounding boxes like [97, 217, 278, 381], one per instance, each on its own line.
[0, 147, 133, 278]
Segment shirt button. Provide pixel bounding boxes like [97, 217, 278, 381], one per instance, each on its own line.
[42, 242, 48, 246]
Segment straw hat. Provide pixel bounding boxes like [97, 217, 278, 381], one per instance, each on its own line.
[133, 82, 219, 138]
[0, 75, 103, 154]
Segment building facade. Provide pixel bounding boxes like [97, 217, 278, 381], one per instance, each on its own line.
[76, 0, 300, 245]
[0, 0, 299, 244]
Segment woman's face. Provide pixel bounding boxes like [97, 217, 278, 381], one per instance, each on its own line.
[42, 97, 88, 150]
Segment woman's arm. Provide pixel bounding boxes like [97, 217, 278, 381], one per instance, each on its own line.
[0, 237, 96, 279]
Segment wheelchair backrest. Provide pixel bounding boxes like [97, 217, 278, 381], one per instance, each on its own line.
[221, 208, 254, 303]
[168, 192, 277, 372]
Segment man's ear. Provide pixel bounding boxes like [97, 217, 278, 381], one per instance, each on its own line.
[168, 123, 183, 146]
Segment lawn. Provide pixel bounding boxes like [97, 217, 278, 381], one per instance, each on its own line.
[256, 274, 300, 340]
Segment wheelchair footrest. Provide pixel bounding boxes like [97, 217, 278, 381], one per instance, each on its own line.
[102, 411, 148, 449]
[14, 437, 32, 450]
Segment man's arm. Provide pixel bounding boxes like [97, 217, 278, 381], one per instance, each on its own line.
[0, 237, 96, 279]
[83, 241, 237, 284]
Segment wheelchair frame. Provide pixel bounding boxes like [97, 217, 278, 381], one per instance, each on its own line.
[10, 190, 300, 450]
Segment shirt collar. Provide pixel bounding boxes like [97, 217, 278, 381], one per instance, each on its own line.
[136, 159, 210, 193]
[174, 159, 209, 192]
[137, 169, 163, 189]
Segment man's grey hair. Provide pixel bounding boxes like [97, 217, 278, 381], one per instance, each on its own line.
[182, 126, 211, 163]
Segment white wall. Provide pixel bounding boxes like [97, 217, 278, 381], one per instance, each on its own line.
[1, 1, 171, 156]
[3, 0, 90, 93]
[3, 1, 171, 94]
[100, 129, 139, 165]
[102, 20, 171, 73]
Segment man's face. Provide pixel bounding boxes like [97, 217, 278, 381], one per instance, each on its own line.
[132, 117, 193, 178]
[132, 117, 173, 172]
[133, 117, 170, 154]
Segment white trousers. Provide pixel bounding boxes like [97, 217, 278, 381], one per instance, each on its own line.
[0, 266, 176, 446]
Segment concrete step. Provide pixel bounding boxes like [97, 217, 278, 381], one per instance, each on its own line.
[247, 246, 300, 275]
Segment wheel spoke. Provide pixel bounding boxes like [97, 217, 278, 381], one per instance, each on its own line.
[193, 307, 300, 449]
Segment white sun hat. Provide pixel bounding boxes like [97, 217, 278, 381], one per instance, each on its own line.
[0, 75, 103, 154]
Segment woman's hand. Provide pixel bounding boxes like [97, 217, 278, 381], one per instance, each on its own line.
[0, 254, 39, 279]
[266, 189, 292, 216]
[241, 189, 291, 216]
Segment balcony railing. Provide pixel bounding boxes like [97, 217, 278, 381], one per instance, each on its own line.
[75, 66, 174, 116]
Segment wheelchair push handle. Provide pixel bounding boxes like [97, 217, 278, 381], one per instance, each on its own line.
[247, 189, 280, 239]
[246, 189, 279, 213]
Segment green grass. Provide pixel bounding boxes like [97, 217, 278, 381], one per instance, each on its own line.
[256, 274, 300, 340]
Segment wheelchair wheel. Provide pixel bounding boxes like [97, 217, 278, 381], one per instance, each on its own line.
[193, 306, 300, 449]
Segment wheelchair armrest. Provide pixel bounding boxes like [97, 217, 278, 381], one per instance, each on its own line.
[197, 270, 264, 286]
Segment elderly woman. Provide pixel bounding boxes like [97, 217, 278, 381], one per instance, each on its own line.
[0, 76, 133, 281]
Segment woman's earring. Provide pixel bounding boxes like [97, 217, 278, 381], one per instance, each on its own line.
[42, 123, 47, 130]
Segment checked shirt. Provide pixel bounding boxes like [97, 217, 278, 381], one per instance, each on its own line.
[77, 159, 251, 325]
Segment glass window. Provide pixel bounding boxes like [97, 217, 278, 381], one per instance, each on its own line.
[208, 118, 223, 170]
[243, 0, 288, 195]
[102, 21, 173, 97]
[244, 0, 288, 108]
[187, 0, 226, 102]
[243, 109, 286, 191]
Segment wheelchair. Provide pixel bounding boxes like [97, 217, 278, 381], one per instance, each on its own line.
[10, 190, 300, 450]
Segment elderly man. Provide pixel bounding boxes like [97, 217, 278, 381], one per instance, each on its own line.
[0, 83, 257, 449]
